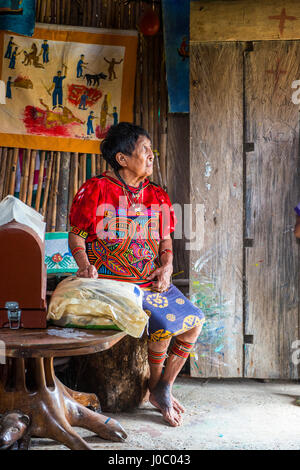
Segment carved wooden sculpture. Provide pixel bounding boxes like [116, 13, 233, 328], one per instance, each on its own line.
[0, 328, 127, 450]
[0, 411, 31, 450]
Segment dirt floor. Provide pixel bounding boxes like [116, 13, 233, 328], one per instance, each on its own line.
[30, 377, 300, 451]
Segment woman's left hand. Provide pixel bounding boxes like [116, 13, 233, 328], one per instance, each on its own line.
[146, 265, 173, 292]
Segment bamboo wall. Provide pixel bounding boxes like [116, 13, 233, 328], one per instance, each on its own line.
[0, 0, 169, 234]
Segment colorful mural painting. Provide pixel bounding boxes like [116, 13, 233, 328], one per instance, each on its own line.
[0, 23, 138, 152]
[0, 0, 35, 37]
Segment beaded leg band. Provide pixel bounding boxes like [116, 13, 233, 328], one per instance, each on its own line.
[148, 348, 168, 365]
[170, 338, 195, 360]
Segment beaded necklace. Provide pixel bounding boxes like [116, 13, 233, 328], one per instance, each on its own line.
[114, 170, 144, 212]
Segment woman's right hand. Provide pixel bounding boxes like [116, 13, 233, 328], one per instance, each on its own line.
[76, 264, 98, 279]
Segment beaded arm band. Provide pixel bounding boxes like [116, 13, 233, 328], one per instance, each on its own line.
[71, 246, 85, 257]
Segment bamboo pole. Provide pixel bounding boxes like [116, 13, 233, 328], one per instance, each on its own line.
[50, 151, 61, 231]
[3, 148, 13, 199]
[56, 152, 71, 231]
[26, 150, 37, 206]
[0, 147, 8, 201]
[18, 149, 25, 202]
[41, 151, 54, 217]
[8, 148, 19, 196]
[35, 150, 46, 212]
[46, 156, 55, 230]
[106, 0, 113, 27]
[78, 153, 83, 189]
[41, 0, 48, 22]
[65, 0, 71, 24]
[91, 153, 96, 177]
[73, 152, 79, 196]
[20, 149, 31, 203]
[87, 0, 92, 27]
[81, 153, 86, 184]
[96, 154, 101, 175]
[68, 154, 75, 227]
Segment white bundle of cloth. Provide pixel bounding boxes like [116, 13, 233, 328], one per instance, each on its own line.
[0, 195, 45, 241]
[47, 276, 149, 338]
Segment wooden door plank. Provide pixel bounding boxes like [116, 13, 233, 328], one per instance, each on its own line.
[190, 42, 244, 378]
[244, 41, 300, 378]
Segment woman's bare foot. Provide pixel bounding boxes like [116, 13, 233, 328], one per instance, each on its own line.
[172, 395, 185, 414]
[149, 380, 183, 427]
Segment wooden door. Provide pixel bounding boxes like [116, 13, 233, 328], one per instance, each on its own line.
[244, 41, 300, 379]
[190, 43, 244, 378]
[190, 40, 300, 379]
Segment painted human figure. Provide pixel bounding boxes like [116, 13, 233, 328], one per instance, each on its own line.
[6, 77, 13, 99]
[87, 111, 95, 135]
[4, 37, 16, 59]
[110, 106, 118, 125]
[104, 57, 123, 80]
[49, 66, 67, 109]
[76, 55, 88, 78]
[78, 92, 88, 110]
[8, 47, 21, 69]
[100, 94, 108, 129]
[41, 40, 49, 63]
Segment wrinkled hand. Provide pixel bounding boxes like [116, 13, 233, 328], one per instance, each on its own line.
[146, 265, 173, 292]
[76, 264, 98, 279]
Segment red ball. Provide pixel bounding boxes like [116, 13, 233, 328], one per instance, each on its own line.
[139, 8, 160, 36]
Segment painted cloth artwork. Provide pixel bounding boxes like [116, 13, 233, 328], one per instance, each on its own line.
[161, 0, 189, 112]
[69, 172, 205, 341]
[0, 0, 35, 37]
[0, 23, 137, 153]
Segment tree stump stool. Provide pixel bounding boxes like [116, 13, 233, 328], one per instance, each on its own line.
[68, 331, 150, 412]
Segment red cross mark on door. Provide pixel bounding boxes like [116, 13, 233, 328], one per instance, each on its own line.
[268, 8, 297, 36]
[266, 59, 287, 91]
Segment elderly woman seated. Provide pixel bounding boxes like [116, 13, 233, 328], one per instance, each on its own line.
[68, 122, 205, 427]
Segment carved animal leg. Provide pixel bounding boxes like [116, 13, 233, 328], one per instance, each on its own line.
[62, 383, 101, 411]
[64, 390, 127, 442]
[45, 415, 92, 450]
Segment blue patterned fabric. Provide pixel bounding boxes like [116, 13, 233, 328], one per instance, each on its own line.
[142, 284, 205, 342]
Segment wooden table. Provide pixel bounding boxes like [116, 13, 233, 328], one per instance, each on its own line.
[0, 327, 127, 450]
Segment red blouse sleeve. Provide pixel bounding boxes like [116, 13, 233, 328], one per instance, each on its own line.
[153, 185, 177, 239]
[69, 177, 103, 239]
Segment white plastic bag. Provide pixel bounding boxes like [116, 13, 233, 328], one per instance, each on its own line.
[47, 276, 148, 338]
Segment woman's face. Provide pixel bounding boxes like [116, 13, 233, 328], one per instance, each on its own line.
[123, 135, 154, 178]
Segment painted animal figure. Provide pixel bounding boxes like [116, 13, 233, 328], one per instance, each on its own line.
[84, 72, 107, 87]
[0, 411, 31, 450]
